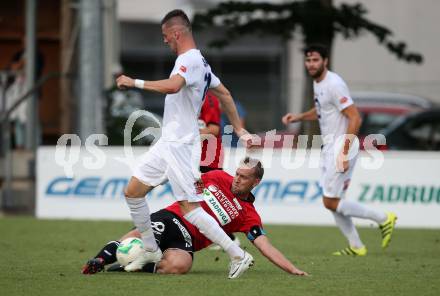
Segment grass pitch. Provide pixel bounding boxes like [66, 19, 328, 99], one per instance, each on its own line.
[1, 216, 439, 296]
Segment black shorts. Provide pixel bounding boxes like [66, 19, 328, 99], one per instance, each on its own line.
[150, 209, 194, 256]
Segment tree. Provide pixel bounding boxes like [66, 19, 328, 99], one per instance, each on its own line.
[193, 0, 422, 63]
[193, 0, 423, 137]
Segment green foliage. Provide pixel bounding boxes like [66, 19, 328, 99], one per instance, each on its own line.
[193, 1, 423, 64]
[1, 217, 439, 296]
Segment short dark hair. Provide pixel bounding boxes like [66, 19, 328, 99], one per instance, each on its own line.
[161, 9, 191, 29]
[241, 157, 264, 180]
[304, 44, 329, 59]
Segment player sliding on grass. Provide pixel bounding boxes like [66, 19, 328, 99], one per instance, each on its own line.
[115, 10, 255, 279]
[82, 158, 307, 276]
[282, 44, 397, 256]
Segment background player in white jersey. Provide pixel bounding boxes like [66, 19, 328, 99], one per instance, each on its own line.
[115, 10, 254, 278]
[281, 44, 397, 256]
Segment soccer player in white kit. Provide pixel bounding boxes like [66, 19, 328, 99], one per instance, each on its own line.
[282, 44, 397, 256]
[116, 10, 254, 278]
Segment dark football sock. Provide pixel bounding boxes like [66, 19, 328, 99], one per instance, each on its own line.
[95, 241, 120, 265]
[141, 263, 157, 273]
[107, 263, 124, 272]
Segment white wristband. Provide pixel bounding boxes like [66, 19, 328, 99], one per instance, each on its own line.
[134, 79, 144, 89]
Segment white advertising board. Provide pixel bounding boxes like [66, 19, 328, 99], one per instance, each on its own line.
[36, 146, 440, 228]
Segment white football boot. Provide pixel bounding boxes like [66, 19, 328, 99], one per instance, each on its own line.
[228, 251, 254, 279]
[124, 248, 163, 272]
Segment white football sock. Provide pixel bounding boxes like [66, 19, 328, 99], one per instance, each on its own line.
[184, 207, 243, 260]
[125, 197, 158, 251]
[332, 211, 364, 249]
[336, 199, 387, 224]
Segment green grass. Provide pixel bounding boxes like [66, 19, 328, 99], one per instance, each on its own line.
[1, 217, 439, 296]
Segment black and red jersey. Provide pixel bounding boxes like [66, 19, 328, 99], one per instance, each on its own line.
[199, 92, 223, 169]
[165, 170, 263, 251]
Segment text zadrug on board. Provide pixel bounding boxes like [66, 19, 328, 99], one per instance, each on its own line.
[36, 146, 440, 228]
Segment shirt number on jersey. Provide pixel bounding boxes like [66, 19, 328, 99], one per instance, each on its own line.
[314, 96, 322, 119]
[202, 72, 211, 101]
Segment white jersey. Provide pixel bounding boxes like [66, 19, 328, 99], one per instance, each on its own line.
[313, 70, 354, 153]
[162, 49, 221, 143]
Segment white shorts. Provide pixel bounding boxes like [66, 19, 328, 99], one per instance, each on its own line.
[133, 139, 203, 202]
[319, 151, 357, 198]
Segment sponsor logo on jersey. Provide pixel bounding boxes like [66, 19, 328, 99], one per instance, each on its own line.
[233, 198, 242, 210]
[180, 65, 187, 73]
[203, 189, 232, 225]
[206, 186, 239, 219]
[172, 218, 193, 248]
[339, 97, 348, 104]
[208, 185, 219, 192]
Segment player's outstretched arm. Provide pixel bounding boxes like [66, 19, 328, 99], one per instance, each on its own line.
[209, 84, 244, 133]
[253, 235, 308, 276]
[282, 108, 317, 125]
[116, 74, 186, 94]
[210, 83, 257, 148]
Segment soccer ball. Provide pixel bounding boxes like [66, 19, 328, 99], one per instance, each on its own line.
[116, 237, 144, 267]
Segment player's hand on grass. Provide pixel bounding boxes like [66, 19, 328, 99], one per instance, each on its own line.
[116, 75, 135, 89]
[282, 113, 302, 125]
[291, 268, 308, 276]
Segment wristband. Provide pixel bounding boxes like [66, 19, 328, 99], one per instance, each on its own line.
[134, 79, 144, 89]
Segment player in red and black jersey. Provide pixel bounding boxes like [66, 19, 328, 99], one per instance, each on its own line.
[82, 158, 307, 276]
[199, 91, 224, 173]
[199, 90, 241, 248]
